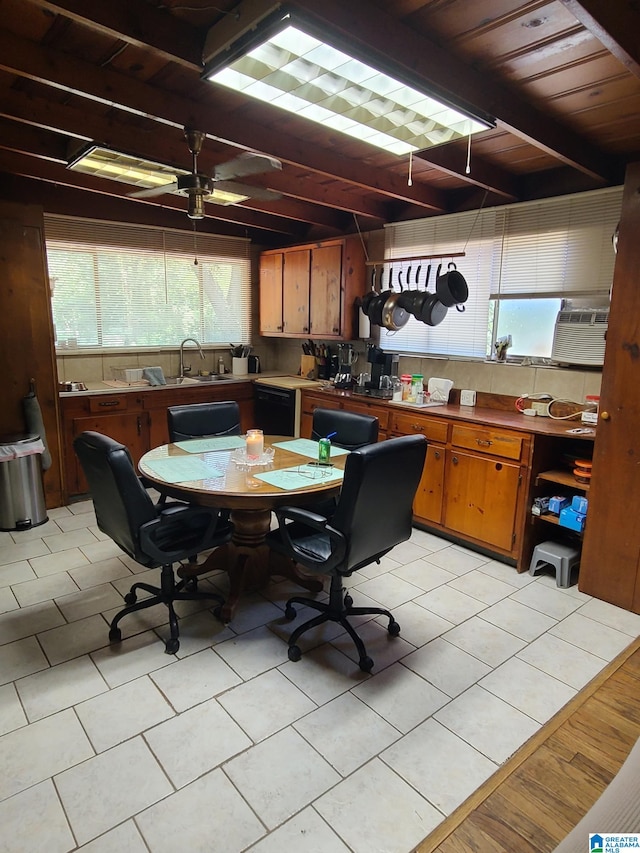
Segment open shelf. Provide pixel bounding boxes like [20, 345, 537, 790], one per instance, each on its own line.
[536, 469, 590, 491]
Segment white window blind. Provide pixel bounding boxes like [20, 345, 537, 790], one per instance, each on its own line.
[44, 215, 251, 350]
[494, 186, 622, 298]
[381, 186, 622, 358]
[380, 207, 503, 357]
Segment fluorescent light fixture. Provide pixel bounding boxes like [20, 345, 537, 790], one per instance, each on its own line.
[68, 145, 184, 188]
[67, 145, 250, 205]
[203, 12, 492, 155]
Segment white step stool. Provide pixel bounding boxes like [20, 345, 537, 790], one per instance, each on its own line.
[529, 540, 580, 588]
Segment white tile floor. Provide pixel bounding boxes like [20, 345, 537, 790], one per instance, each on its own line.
[1, 499, 639, 853]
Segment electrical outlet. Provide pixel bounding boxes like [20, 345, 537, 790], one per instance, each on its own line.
[460, 389, 476, 406]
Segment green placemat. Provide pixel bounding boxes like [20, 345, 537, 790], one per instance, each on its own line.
[174, 436, 246, 453]
[254, 464, 344, 491]
[143, 456, 224, 483]
[273, 438, 349, 459]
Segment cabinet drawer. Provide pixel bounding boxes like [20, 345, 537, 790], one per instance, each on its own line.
[346, 400, 389, 431]
[88, 395, 128, 413]
[451, 424, 523, 461]
[391, 412, 449, 443]
[302, 395, 342, 415]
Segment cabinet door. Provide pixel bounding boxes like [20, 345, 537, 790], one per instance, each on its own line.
[70, 413, 149, 494]
[414, 444, 445, 524]
[310, 244, 342, 337]
[444, 449, 520, 552]
[283, 249, 311, 334]
[259, 253, 283, 333]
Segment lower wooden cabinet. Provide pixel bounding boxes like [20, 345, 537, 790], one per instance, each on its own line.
[60, 382, 254, 499]
[443, 449, 521, 551]
[414, 444, 445, 525]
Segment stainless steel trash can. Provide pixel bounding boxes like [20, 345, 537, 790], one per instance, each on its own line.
[0, 434, 48, 531]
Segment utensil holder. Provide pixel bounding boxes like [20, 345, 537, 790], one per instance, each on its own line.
[232, 357, 249, 375]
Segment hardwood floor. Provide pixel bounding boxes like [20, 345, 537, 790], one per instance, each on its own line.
[415, 635, 640, 853]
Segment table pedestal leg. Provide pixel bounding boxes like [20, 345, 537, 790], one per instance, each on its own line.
[181, 508, 323, 622]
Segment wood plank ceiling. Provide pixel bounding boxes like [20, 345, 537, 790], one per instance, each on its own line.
[0, 0, 638, 246]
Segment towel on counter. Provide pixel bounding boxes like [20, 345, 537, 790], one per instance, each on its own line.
[142, 366, 166, 386]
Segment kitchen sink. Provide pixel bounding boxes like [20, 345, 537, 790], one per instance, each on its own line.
[164, 375, 234, 385]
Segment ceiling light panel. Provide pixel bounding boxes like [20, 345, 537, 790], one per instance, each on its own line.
[68, 147, 187, 188]
[206, 24, 490, 155]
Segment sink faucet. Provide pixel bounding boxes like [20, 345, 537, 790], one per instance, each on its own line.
[179, 338, 205, 378]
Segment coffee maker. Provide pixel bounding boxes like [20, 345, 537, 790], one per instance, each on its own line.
[354, 345, 399, 398]
[334, 343, 358, 388]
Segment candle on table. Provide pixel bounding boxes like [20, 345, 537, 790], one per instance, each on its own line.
[246, 429, 264, 458]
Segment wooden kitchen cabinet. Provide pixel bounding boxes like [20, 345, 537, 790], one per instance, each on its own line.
[60, 381, 255, 499]
[259, 236, 366, 339]
[300, 390, 389, 441]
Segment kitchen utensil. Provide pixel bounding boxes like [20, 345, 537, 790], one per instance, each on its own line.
[419, 293, 448, 326]
[382, 290, 410, 331]
[436, 262, 468, 307]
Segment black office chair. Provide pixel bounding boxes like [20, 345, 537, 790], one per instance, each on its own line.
[266, 434, 427, 672]
[311, 408, 379, 450]
[167, 401, 242, 441]
[73, 431, 232, 655]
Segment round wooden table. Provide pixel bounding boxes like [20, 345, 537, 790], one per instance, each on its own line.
[139, 436, 347, 621]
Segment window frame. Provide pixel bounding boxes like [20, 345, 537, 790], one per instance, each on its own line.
[45, 215, 252, 353]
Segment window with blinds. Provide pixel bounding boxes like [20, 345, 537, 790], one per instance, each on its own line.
[380, 186, 622, 359]
[45, 216, 251, 350]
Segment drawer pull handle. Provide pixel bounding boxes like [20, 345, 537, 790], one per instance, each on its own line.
[411, 423, 424, 432]
[98, 401, 120, 407]
[452, 456, 459, 465]
[476, 439, 493, 446]
[434, 451, 441, 460]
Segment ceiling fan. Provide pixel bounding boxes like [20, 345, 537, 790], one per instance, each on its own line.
[129, 127, 282, 219]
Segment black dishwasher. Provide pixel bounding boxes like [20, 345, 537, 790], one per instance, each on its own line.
[254, 385, 296, 435]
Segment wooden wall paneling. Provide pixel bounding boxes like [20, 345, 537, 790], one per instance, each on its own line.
[0, 200, 63, 507]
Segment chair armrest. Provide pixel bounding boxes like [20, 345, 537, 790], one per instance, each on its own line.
[274, 505, 346, 571]
[140, 505, 227, 564]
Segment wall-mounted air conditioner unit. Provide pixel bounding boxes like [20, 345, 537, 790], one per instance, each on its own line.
[551, 307, 609, 367]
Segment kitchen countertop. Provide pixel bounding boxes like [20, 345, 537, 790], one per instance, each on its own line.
[57, 375, 596, 441]
[301, 386, 597, 440]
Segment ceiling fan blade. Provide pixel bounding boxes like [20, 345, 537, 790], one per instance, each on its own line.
[213, 180, 282, 201]
[213, 152, 282, 182]
[128, 181, 178, 199]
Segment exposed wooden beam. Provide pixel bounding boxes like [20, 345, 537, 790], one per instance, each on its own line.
[288, 0, 620, 182]
[415, 145, 521, 200]
[27, 0, 204, 70]
[0, 91, 385, 227]
[560, 0, 640, 79]
[0, 26, 448, 213]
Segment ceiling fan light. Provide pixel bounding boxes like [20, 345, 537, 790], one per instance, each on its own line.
[187, 193, 206, 219]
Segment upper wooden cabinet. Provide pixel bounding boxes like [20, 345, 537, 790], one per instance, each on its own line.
[259, 236, 366, 339]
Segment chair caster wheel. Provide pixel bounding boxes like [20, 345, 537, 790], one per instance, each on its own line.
[359, 656, 374, 673]
[288, 644, 302, 662]
[388, 620, 401, 637]
[108, 627, 122, 643]
[344, 593, 353, 608]
[285, 605, 297, 620]
[165, 638, 180, 655]
[124, 591, 137, 605]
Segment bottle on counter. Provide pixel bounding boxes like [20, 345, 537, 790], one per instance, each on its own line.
[217, 356, 225, 374]
[391, 376, 402, 402]
[401, 374, 412, 401]
[412, 374, 424, 404]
